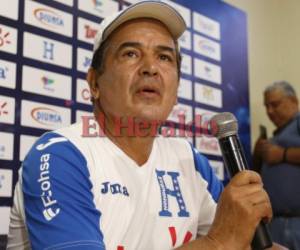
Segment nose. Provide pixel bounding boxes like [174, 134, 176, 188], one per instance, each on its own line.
[266, 105, 275, 121]
[139, 56, 158, 77]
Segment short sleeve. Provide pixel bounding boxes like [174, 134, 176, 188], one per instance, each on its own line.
[191, 146, 223, 202]
[22, 132, 105, 250]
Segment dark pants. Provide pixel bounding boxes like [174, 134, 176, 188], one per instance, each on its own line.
[269, 217, 300, 250]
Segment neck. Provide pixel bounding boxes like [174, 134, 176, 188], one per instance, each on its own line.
[96, 110, 158, 166]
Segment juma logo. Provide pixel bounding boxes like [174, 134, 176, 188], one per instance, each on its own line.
[0, 101, 8, 116]
[31, 107, 62, 125]
[42, 76, 54, 92]
[34, 8, 64, 28]
[0, 28, 11, 47]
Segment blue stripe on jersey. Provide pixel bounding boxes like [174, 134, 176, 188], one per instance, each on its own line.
[191, 145, 223, 202]
[22, 132, 105, 250]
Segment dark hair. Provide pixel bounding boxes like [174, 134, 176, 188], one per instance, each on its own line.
[91, 38, 182, 78]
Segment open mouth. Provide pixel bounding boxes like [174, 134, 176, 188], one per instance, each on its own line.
[136, 86, 161, 97]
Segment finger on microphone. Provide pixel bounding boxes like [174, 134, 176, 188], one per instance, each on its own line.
[230, 170, 262, 186]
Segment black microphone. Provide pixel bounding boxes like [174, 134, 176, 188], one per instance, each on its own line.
[210, 112, 272, 250]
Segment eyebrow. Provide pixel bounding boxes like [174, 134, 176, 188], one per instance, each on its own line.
[117, 42, 176, 53]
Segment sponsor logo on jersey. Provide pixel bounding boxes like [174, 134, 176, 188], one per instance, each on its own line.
[34, 8, 64, 28]
[38, 153, 60, 221]
[31, 107, 62, 125]
[101, 181, 129, 196]
[36, 137, 68, 151]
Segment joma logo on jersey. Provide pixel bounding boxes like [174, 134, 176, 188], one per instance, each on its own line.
[101, 181, 129, 196]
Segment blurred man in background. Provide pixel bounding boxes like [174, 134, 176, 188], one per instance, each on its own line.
[253, 80, 300, 249]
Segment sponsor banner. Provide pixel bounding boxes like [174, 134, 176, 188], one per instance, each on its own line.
[194, 34, 221, 61]
[23, 32, 72, 68]
[194, 107, 217, 126]
[19, 134, 39, 161]
[193, 12, 220, 40]
[195, 107, 217, 117]
[22, 65, 72, 100]
[76, 110, 94, 123]
[21, 100, 71, 130]
[0, 132, 14, 161]
[194, 58, 222, 84]
[0, 59, 16, 89]
[53, 0, 74, 6]
[209, 160, 224, 181]
[196, 136, 221, 156]
[0, 0, 19, 20]
[76, 79, 91, 105]
[0, 24, 18, 54]
[78, 0, 119, 18]
[77, 17, 99, 44]
[77, 47, 93, 73]
[168, 103, 193, 124]
[0, 207, 11, 234]
[179, 30, 191, 51]
[195, 83, 222, 108]
[0, 169, 13, 197]
[0, 95, 15, 124]
[24, 0, 73, 37]
[178, 78, 192, 101]
[162, 0, 191, 27]
[194, 107, 218, 136]
[181, 53, 192, 75]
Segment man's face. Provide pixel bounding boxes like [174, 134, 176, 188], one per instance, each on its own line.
[264, 89, 298, 128]
[92, 18, 179, 124]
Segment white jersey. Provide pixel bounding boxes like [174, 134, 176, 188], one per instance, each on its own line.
[7, 122, 223, 250]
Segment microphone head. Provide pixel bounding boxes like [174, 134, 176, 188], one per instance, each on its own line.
[210, 112, 238, 139]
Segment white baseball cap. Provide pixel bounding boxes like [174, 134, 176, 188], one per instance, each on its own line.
[93, 0, 187, 52]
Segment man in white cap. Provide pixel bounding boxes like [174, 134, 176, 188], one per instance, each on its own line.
[7, 1, 272, 249]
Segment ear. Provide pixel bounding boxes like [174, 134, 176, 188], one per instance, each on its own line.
[174, 97, 178, 105]
[87, 68, 100, 101]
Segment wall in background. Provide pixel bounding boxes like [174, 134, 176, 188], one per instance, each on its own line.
[223, 0, 300, 146]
